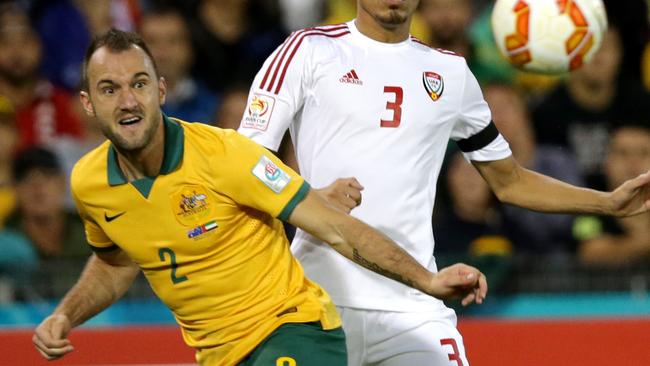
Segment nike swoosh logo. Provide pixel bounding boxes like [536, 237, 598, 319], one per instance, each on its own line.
[104, 211, 126, 222]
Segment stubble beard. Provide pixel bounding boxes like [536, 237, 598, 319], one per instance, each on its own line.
[375, 9, 409, 29]
[100, 111, 160, 153]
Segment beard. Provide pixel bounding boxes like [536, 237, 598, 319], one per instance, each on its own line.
[375, 9, 410, 27]
[99, 109, 161, 153]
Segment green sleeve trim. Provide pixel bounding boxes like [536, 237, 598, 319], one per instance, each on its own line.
[88, 243, 120, 253]
[278, 181, 310, 221]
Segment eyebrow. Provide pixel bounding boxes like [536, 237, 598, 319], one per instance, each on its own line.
[96, 71, 152, 87]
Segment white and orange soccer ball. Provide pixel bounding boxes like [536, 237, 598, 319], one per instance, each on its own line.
[491, 0, 608, 74]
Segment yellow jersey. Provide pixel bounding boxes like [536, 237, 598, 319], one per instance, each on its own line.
[70, 116, 341, 365]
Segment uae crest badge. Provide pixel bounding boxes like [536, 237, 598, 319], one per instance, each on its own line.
[422, 71, 444, 101]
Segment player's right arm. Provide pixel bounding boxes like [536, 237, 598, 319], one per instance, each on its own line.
[32, 248, 139, 360]
[287, 189, 487, 305]
[218, 133, 486, 305]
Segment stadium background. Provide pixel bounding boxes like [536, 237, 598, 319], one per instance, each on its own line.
[0, 0, 649, 365]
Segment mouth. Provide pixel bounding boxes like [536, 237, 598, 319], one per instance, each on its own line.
[385, 0, 405, 7]
[118, 115, 143, 126]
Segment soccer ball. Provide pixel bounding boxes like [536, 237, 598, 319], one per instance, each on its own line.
[491, 0, 608, 74]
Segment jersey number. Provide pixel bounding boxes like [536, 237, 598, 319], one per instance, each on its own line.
[440, 338, 464, 366]
[159, 248, 188, 284]
[380, 86, 403, 128]
[276, 357, 296, 366]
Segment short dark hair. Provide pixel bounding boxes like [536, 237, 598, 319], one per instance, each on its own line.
[81, 28, 158, 92]
[12, 146, 62, 182]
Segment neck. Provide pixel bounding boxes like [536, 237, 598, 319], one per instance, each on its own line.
[355, 12, 410, 43]
[116, 115, 165, 180]
[567, 78, 615, 111]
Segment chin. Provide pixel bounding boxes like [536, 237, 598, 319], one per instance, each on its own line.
[378, 11, 409, 26]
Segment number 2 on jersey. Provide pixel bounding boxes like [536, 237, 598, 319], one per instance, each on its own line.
[380, 86, 403, 128]
[159, 247, 188, 284]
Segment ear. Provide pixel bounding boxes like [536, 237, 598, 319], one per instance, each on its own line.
[158, 77, 167, 106]
[79, 91, 95, 116]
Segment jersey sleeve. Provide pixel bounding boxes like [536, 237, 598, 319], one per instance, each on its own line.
[71, 177, 117, 252]
[218, 132, 310, 221]
[237, 32, 311, 151]
[450, 60, 512, 162]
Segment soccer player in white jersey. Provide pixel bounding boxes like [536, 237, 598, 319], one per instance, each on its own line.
[239, 1, 650, 365]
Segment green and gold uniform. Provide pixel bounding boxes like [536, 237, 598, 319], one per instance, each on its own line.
[71, 116, 341, 365]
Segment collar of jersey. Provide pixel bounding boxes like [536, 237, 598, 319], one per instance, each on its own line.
[107, 114, 184, 188]
[348, 20, 412, 49]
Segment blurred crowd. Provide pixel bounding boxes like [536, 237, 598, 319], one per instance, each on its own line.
[0, 0, 649, 303]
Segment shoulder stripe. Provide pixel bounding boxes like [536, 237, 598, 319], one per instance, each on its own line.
[410, 37, 464, 57]
[260, 25, 349, 91]
[410, 36, 428, 46]
[273, 28, 350, 94]
[260, 25, 350, 94]
[434, 47, 462, 57]
[259, 34, 293, 91]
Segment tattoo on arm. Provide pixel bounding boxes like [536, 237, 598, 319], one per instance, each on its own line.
[352, 249, 417, 289]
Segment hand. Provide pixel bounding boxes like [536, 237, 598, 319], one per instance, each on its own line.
[315, 178, 364, 213]
[609, 171, 650, 217]
[33, 314, 74, 360]
[427, 263, 488, 306]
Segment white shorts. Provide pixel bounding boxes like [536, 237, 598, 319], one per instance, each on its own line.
[337, 306, 469, 366]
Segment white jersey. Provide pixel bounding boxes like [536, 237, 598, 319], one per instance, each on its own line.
[239, 20, 511, 312]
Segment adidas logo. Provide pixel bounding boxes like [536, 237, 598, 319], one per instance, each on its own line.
[339, 69, 363, 85]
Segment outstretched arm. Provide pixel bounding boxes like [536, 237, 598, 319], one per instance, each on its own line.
[287, 189, 487, 305]
[473, 156, 650, 217]
[33, 249, 139, 360]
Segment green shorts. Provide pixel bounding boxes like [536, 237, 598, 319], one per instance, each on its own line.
[238, 322, 347, 366]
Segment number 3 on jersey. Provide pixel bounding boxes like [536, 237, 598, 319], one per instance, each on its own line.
[380, 86, 403, 128]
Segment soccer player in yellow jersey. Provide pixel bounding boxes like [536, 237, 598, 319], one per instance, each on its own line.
[32, 29, 489, 366]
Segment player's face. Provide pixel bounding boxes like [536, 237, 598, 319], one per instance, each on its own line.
[357, 0, 420, 28]
[80, 46, 166, 152]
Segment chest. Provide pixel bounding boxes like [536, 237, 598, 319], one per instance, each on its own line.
[305, 45, 461, 135]
[94, 176, 241, 266]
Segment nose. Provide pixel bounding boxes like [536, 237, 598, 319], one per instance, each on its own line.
[118, 87, 138, 110]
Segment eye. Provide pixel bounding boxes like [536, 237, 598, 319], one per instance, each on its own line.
[134, 80, 147, 88]
[102, 87, 114, 95]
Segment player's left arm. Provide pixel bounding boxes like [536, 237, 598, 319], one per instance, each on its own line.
[473, 156, 650, 217]
[287, 189, 487, 305]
